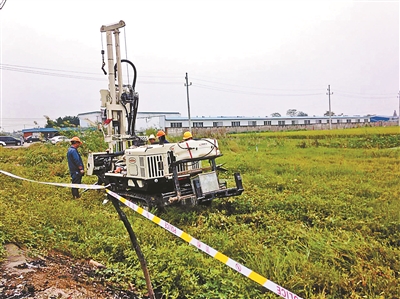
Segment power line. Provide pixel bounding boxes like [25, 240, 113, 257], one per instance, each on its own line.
[0, 63, 183, 83]
[0, 65, 105, 81]
[0, 0, 7, 10]
[140, 74, 183, 79]
[193, 83, 324, 97]
[1, 117, 46, 120]
[334, 91, 395, 99]
[0, 63, 100, 75]
[192, 77, 322, 92]
[139, 81, 181, 85]
[0, 64, 397, 100]
[335, 89, 394, 96]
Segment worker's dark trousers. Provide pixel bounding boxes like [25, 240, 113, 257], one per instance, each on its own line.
[71, 172, 82, 198]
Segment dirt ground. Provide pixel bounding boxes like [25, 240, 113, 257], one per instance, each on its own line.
[0, 243, 142, 299]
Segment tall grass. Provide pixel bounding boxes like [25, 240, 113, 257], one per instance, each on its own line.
[0, 127, 399, 298]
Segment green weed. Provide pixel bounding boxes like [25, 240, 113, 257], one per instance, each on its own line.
[0, 127, 399, 298]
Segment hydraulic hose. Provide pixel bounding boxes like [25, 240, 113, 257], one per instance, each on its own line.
[114, 59, 137, 91]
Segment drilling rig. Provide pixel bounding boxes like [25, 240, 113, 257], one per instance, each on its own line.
[87, 20, 244, 208]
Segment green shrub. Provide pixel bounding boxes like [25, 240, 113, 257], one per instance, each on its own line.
[0, 126, 399, 298]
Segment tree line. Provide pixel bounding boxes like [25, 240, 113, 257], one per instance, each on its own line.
[44, 116, 79, 128]
[270, 109, 335, 117]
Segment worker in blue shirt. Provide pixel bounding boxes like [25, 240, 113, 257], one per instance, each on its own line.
[67, 136, 84, 198]
[156, 130, 169, 145]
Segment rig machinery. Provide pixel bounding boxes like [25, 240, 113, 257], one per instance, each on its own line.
[86, 20, 244, 208]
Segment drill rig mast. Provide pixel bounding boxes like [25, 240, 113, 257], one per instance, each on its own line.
[87, 21, 243, 208]
[100, 20, 141, 152]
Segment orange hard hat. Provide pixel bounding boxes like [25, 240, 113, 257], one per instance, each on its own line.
[70, 136, 82, 144]
[183, 131, 192, 140]
[156, 130, 165, 137]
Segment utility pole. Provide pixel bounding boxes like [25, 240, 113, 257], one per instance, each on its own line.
[185, 73, 192, 133]
[398, 91, 400, 127]
[326, 85, 333, 130]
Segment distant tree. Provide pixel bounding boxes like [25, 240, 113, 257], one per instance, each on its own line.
[44, 115, 56, 128]
[271, 112, 281, 117]
[286, 109, 308, 117]
[324, 111, 335, 116]
[45, 116, 79, 128]
[297, 111, 308, 116]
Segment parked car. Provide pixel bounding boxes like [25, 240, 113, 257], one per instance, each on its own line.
[50, 136, 70, 144]
[25, 135, 41, 143]
[0, 136, 22, 146]
[0, 141, 6, 146]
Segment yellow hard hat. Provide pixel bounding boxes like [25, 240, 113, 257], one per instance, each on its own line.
[156, 130, 165, 137]
[149, 134, 156, 140]
[70, 136, 82, 144]
[183, 131, 192, 140]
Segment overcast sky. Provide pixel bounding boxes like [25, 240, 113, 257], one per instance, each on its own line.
[0, 0, 399, 132]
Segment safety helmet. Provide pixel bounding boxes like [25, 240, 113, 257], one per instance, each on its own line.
[148, 134, 156, 140]
[183, 131, 192, 140]
[70, 136, 82, 144]
[156, 130, 165, 137]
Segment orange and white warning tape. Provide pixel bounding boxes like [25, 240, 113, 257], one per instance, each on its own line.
[0, 170, 106, 190]
[106, 189, 303, 299]
[0, 170, 303, 298]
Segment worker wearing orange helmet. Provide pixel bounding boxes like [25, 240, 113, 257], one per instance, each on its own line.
[156, 130, 169, 145]
[67, 136, 84, 199]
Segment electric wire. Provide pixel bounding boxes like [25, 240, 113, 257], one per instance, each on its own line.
[0, 64, 104, 81]
[0, 63, 397, 100]
[193, 83, 324, 97]
[192, 77, 323, 92]
[0, 0, 7, 9]
[334, 90, 395, 99]
[1, 63, 99, 75]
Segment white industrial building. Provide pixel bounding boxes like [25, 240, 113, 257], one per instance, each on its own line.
[78, 111, 373, 135]
[135, 111, 180, 132]
[77, 111, 180, 132]
[164, 115, 370, 128]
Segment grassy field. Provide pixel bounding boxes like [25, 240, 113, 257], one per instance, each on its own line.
[0, 127, 399, 298]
